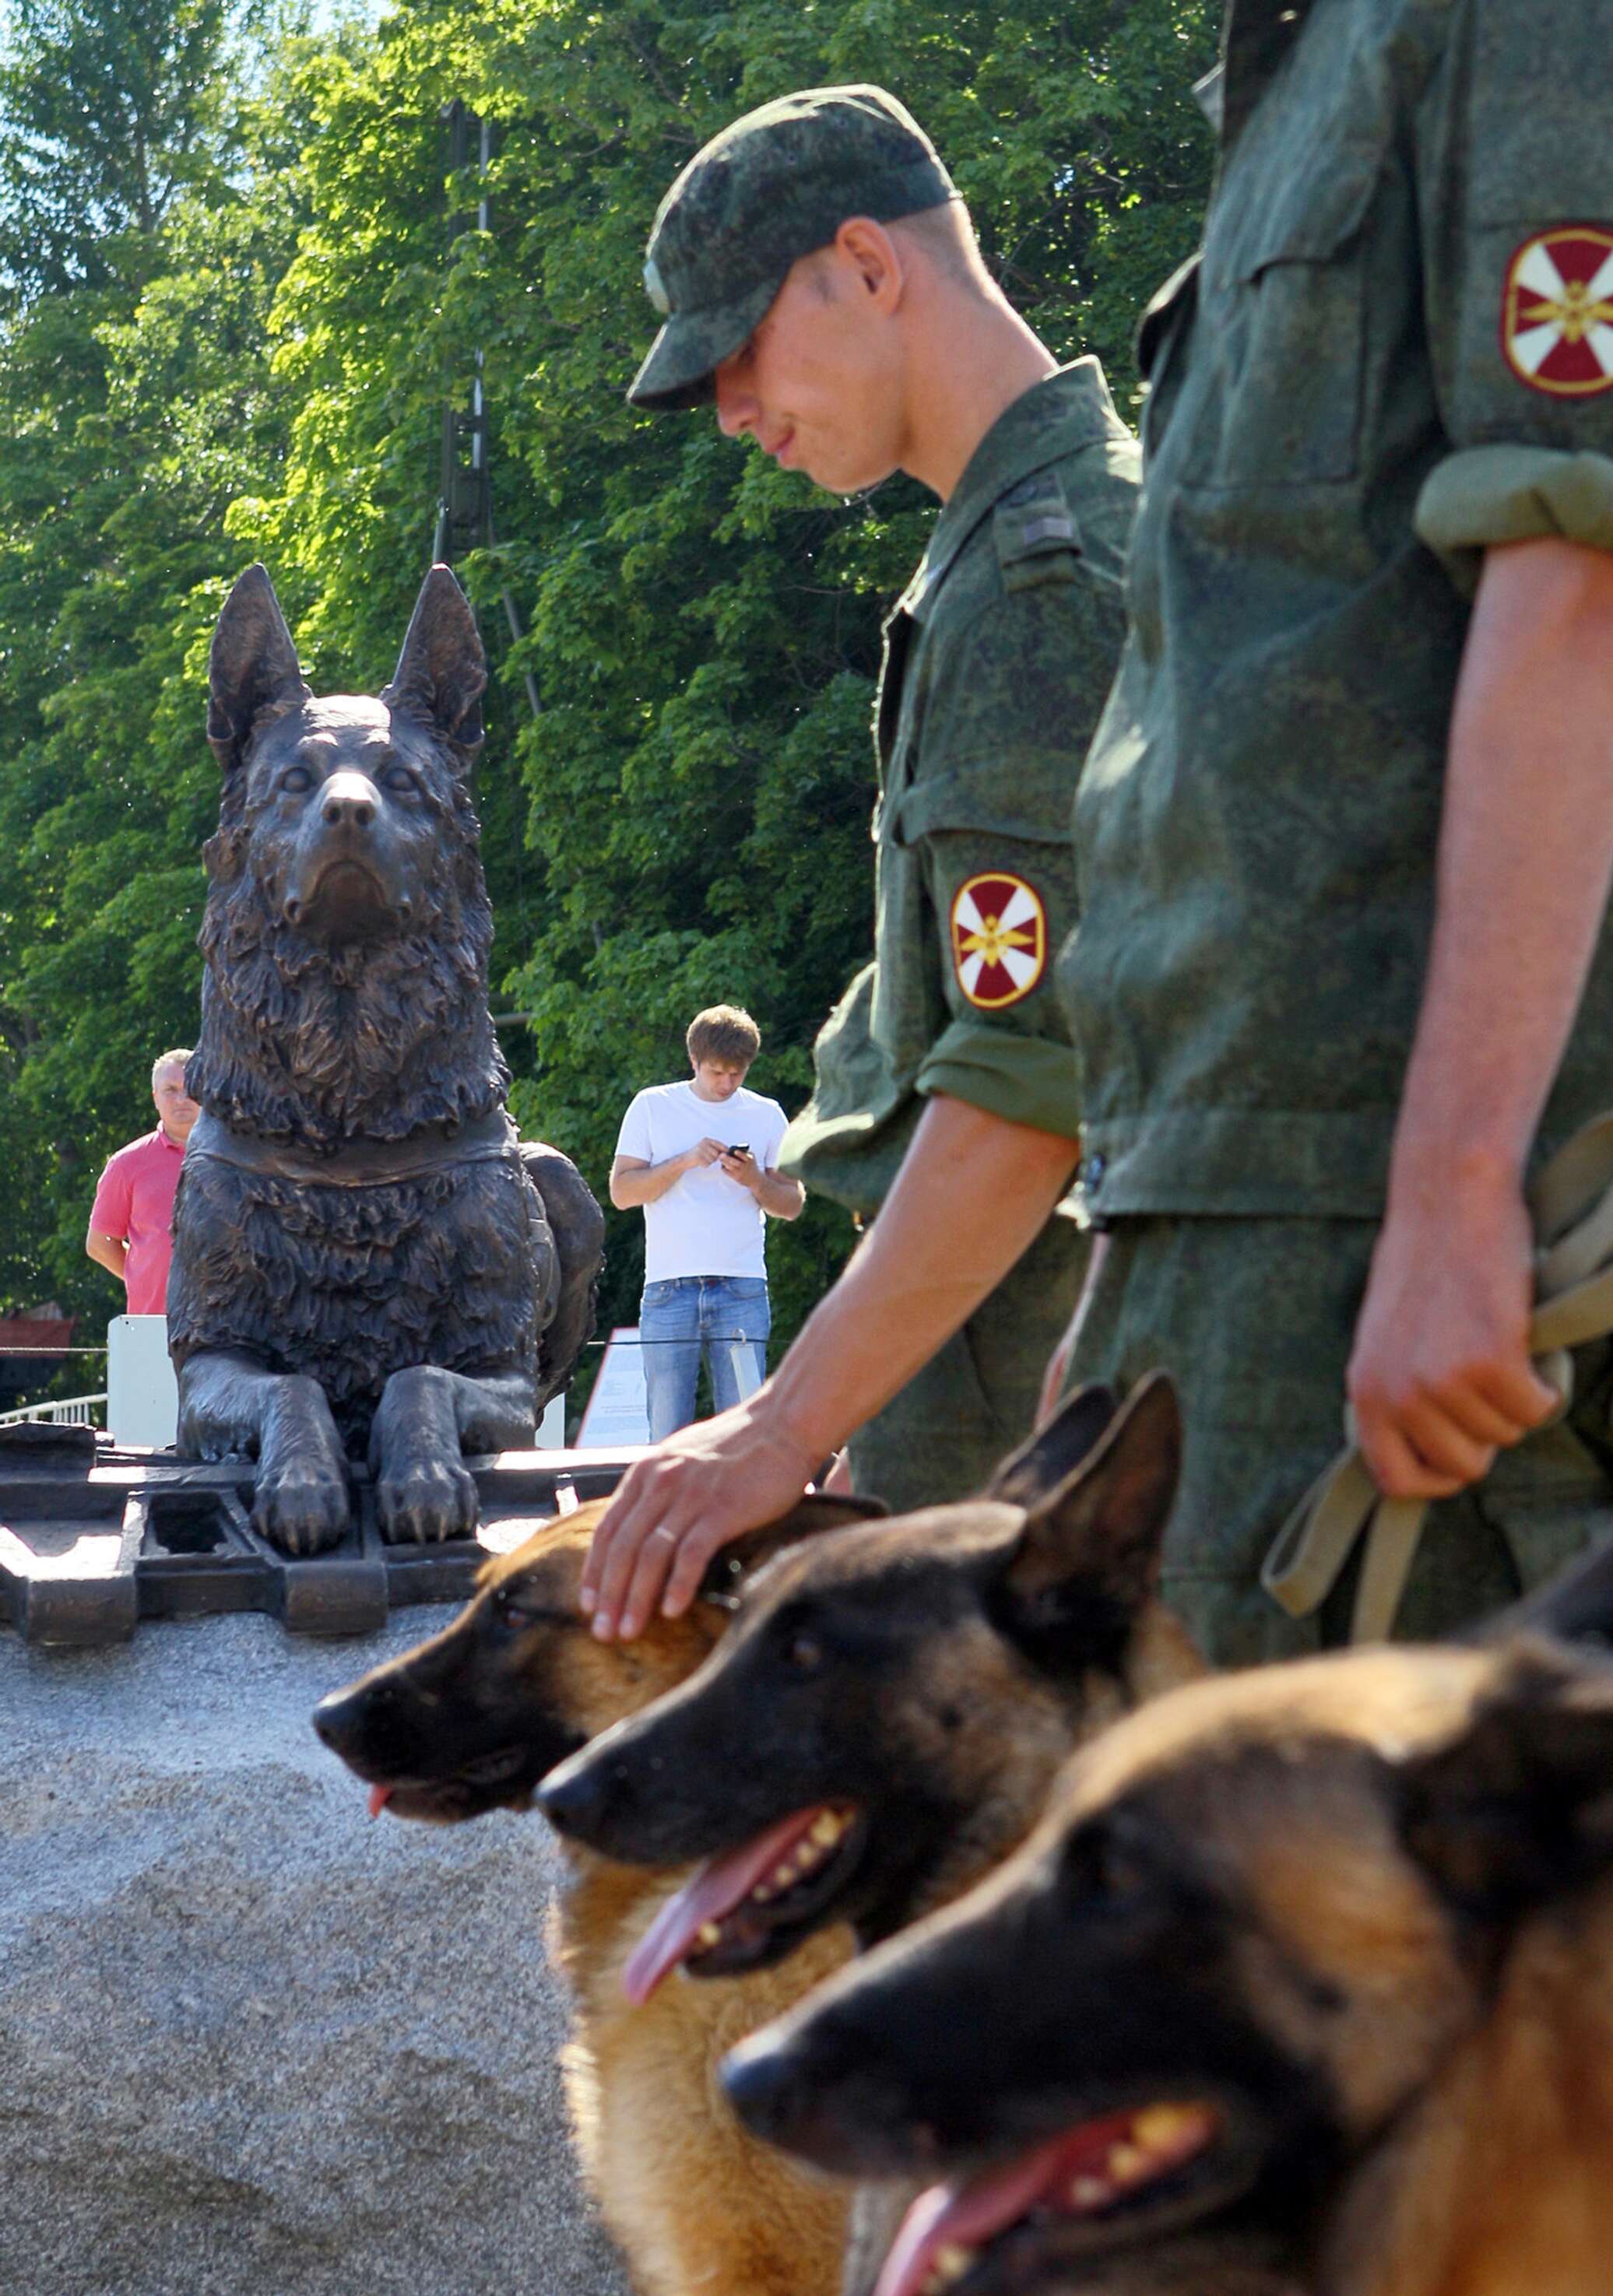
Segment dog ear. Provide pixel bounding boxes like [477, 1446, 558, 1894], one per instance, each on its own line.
[207, 564, 311, 773]
[382, 563, 487, 758]
[698, 1494, 887, 1610]
[990, 1373, 1181, 1659]
[989, 1383, 1119, 1509]
[1399, 1643, 1613, 1919]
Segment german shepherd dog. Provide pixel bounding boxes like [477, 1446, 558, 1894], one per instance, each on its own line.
[315, 1382, 1195, 2296]
[167, 564, 603, 1554]
[537, 1378, 1203, 2294]
[313, 1493, 880, 2296]
[721, 1634, 1613, 2296]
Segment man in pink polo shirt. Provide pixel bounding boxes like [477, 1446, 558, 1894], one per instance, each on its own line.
[85, 1049, 199, 1315]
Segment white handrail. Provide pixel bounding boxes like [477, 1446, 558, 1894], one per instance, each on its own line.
[0, 1391, 107, 1429]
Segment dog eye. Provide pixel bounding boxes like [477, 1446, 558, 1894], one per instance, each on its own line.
[1095, 1838, 1151, 1900]
[785, 1632, 824, 1675]
[382, 765, 420, 796]
[494, 1587, 541, 1627]
[280, 765, 314, 793]
[1064, 1819, 1152, 1906]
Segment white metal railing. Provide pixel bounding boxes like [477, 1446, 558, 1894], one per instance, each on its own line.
[0, 1390, 107, 1429]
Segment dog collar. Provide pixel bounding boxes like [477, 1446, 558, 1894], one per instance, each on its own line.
[184, 1106, 517, 1187]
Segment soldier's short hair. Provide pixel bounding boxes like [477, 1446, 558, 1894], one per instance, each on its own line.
[686, 1006, 761, 1069]
[151, 1048, 195, 1089]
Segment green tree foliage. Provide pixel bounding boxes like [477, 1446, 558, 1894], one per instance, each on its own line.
[0, 2, 336, 1322]
[0, 0, 1218, 1400]
[0, 0, 239, 300]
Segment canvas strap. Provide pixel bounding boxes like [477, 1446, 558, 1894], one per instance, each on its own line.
[1262, 1112, 1613, 1643]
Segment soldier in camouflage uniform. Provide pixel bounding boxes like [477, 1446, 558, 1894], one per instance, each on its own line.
[1053, 0, 1613, 1664]
[582, 85, 1139, 1639]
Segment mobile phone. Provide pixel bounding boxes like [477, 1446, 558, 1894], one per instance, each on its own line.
[727, 1143, 749, 1156]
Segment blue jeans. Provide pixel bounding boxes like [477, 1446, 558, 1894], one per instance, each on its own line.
[638, 1276, 771, 1442]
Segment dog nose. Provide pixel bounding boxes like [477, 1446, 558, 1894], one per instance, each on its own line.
[720, 2033, 814, 2144]
[722, 2024, 943, 2176]
[537, 1746, 632, 1841]
[311, 1678, 392, 1755]
[320, 771, 378, 830]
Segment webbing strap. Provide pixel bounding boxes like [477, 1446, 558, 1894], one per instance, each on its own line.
[1261, 1113, 1613, 1644]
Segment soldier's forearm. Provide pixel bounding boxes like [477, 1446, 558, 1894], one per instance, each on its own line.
[1386, 535, 1613, 1208]
[760, 1094, 1078, 1463]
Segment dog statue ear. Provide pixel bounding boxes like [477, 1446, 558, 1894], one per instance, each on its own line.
[1400, 1643, 1613, 1919]
[989, 1384, 1119, 1509]
[993, 1373, 1182, 1655]
[207, 564, 312, 774]
[382, 563, 487, 759]
[698, 1494, 888, 1610]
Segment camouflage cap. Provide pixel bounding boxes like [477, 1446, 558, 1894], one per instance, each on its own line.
[627, 85, 958, 413]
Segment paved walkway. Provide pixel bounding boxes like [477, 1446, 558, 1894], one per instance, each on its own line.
[0, 1607, 633, 2296]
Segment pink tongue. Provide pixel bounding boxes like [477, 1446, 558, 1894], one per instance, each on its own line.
[367, 1785, 394, 1819]
[621, 1806, 831, 2006]
[873, 2121, 1132, 2296]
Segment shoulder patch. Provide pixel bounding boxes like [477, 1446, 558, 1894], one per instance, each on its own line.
[951, 874, 1048, 1009]
[993, 479, 1082, 592]
[1502, 226, 1613, 397]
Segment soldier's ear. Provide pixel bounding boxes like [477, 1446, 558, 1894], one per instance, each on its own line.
[990, 1374, 1181, 1663]
[989, 1383, 1119, 1508]
[207, 565, 311, 774]
[698, 1495, 887, 1610]
[1400, 1643, 1613, 1918]
[382, 564, 487, 761]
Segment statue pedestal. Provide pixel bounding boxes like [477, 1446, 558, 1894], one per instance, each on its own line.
[0, 1432, 652, 1646]
[0, 1606, 633, 2296]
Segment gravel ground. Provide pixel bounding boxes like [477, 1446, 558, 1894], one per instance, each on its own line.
[0, 1606, 634, 2296]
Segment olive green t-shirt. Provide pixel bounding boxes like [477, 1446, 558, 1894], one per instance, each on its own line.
[1062, 0, 1613, 1220]
[781, 359, 1140, 1216]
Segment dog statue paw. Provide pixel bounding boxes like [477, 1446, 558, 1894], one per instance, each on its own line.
[375, 1454, 480, 1546]
[253, 1459, 351, 1555]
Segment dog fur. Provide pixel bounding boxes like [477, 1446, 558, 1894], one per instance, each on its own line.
[724, 1634, 1613, 2296]
[168, 563, 602, 1553]
[313, 1494, 880, 2296]
[537, 1379, 1204, 2294]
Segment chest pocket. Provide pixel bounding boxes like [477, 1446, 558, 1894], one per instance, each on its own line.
[1192, 152, 1379, 488]
[1137, 255, 1201, 465]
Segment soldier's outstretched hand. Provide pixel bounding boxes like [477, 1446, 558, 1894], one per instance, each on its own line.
[580, 1399, 817, 1640]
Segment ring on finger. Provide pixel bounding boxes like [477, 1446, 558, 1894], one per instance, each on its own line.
[648, 1525, 678, 1545]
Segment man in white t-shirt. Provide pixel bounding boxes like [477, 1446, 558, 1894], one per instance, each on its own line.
[610, 1005, 804, 1441]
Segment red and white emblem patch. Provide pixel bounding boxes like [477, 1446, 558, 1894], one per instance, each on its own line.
[951, 874, 1047, 1009]
[1502, 227, 1613, 396]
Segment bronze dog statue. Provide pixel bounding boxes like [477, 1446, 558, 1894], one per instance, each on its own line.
[168, 563, 603, 1553]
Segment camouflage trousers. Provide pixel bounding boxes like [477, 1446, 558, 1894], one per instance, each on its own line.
[848, 1213, 1091, 1515]
[1063, 1216, 1613, 1669]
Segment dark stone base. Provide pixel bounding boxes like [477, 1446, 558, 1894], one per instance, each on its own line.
[0, 1424, 645, 1645]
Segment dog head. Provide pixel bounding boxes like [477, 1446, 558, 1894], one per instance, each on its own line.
[538, 1378, 1197, 1997]
[720, 1637, 1613, 2296]
[189, 563, 505, 1140]
[311, 1493, 884, 1825]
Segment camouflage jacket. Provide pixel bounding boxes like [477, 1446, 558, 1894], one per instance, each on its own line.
[780, 361, 1140, 1216]
[1062, 0, 1613, 1220]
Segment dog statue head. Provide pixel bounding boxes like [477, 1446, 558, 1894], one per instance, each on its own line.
[188, 564, 508, 1144]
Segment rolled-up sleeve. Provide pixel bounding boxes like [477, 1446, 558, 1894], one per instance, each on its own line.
[1414, 0, 1613, 588]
